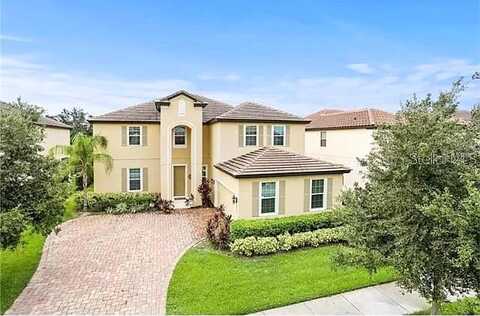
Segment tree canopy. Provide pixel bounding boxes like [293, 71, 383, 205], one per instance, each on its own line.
[55, 107, 92, 141]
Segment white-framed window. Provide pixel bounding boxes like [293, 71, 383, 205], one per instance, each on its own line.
[178, 100, 186, 116]
[128, 168, 142, 192]
[310, 179, 326, 211]
[128, 126, 141, 145]
[173, 126, 187, 147]
[272, 125, 286, 146]
[202, 165, 208, 179]
[320, 131, 327, 147]
[244, 125, 258, 146]
[259, 181, 278, 215]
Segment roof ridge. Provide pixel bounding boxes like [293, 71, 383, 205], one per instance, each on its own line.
[241, 147, 270, 172]
[241, 101, 304, 120]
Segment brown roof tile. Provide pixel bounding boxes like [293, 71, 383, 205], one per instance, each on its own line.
[306, 108, 395, 130]
[212, 102, 309, 123]
[215, 147, 350, 178]
[37, 116, 72, 129]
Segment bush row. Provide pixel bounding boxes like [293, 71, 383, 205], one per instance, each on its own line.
[230, 211, 341, 241]
[72, 192, 156, 212]
[230, 226, 347, 256]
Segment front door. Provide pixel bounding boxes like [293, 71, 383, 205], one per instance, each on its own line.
[173, 165, 186, 198]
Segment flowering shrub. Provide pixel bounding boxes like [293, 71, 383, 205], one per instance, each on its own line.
[230, 226, 346, 256]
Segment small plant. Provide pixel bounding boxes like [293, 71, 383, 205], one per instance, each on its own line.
[206, 205, 232, 249]
[198, 178, 215, 207]
[153, 193, 175, 214]
[184, 193, 194, 207]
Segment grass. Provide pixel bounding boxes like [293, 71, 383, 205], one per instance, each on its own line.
[413, 297, 480, 315]
[0, 231, 46, 314]
[166, 243, 397, 315]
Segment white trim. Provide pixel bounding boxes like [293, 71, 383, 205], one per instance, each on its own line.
[244, 124, 258, 147]
[127, 168, 143, 192]
[310, 178, 327, 211]
[173, 126, 187, 148]
[127, 125, 142, 146]
[172, 164, 188, 199]
[272, 124, 286, 146]
[259, 180, 279, 216]
[202, 164, 208, 179]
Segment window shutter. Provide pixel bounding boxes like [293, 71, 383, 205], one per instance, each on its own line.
[121, 126, 127, 146]
[279, 180, 285, 215]
[266, 125, 272, 146]
[142, 168, 148, 192]
[258, 125, 264, 147]
[252, 182, 259, 217]
[142, 126, 148, 146]
[238, 124, 244, 147]
[304, 178, 310, 212]
[285, 125, 290, 147]
[121, 168, 127, 192]
[327, 178, 333, 209]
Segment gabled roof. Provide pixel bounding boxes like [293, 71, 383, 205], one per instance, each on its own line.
[306, 108, 395, 130]
[37, 116, 72, 129]
[215, 147, 350, 178]
[89, 91, 307, 124]
[211, 102, 309, 124]
[89, 91, 233, 123]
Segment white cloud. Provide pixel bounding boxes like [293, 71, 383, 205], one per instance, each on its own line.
[0, 55, 191, 115]
[346, 63, 375, 74]
[0, 34, 33, 43]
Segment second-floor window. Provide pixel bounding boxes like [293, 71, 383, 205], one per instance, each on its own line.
[128, 126, 141, 145]
[320, 131, 327, 147]
[174, 126, 186, 147]
[245, 125, 258, 146]
[273, 125, 285, 146]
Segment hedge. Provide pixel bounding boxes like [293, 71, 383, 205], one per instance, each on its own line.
[230, 226, 347, 256]
[230, 211, 341, 241]
[72, 192, 156, 212]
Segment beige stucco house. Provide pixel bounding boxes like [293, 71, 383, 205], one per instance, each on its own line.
[90, 91, 350, 219]
[305, 109, 395, 188]
[37, 116, 72, 157]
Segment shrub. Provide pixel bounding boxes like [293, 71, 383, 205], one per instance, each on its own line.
[230, 211, 341, 241]
[0, 209, 27, 249]
[206, 205, 232, 249]
[152, 194, 174, 214]
[230, 226, 346, 256]
[72, 192, 156, 212]
[198, 178, 214, 207]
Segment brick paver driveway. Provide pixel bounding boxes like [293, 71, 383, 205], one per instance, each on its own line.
[7, 209, 213, 315]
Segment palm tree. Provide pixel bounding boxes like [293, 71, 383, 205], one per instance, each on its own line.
[52, 133, 113, 210]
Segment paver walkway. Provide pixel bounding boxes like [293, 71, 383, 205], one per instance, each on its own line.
[6, 209, 213, 315]
[254, 282, 430, 315]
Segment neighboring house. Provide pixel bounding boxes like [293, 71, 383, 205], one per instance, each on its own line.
[305, 108, 395, 188]
[89, 90, 350, 219]
[37, 116, 72, 156]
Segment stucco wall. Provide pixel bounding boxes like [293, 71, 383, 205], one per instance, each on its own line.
[93, 123, 161, 193]
[210, 122, 306, 164]
[40, 127, 70, 156]
[305, 128, 374, 187]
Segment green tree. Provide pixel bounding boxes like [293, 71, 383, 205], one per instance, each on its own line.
[0, 99, 68, 249]
[53, 134, 113, 210]
[55, 107, 92, 141]
[335, 81, 480, 314]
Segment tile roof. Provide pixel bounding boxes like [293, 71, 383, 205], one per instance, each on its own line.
[38, 116, 72, 129]
[215, 147, 350, 178]
[306, 108, 395, 130]
[89, 91, 233, 123]
[213, 102, 308, 123]
[454, 110, 472, 124]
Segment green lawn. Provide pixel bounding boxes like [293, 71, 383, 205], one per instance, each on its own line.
[0, 231, 45, 314]
[413, 297, 480, 315]
[166, 243, 397, 315]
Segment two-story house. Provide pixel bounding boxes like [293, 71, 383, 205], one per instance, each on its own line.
[90, 90, 350, 219]
[37, 116, 72, 157]
[305, 108, 395, 188]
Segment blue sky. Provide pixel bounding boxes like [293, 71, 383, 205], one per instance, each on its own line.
[1, 0, 479, 116]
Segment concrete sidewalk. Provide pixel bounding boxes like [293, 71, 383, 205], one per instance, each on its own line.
[253, 282, 430, 315]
